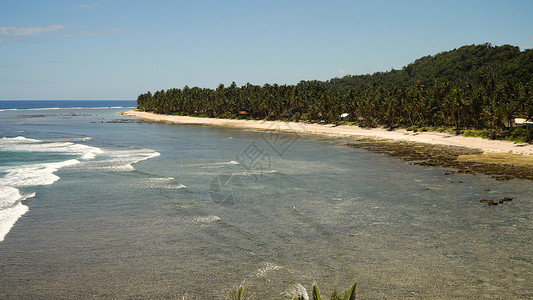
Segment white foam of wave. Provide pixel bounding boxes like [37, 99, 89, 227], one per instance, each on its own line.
[190, 215, 220, 224]
[170, 183, 187, 189]
[0, 136, 161, 242]
[232, 170, 278, 176]
[0, 107, 135, 112]
[87, 149, 160, 172]
[155, 183, 186, 190]
[14, 107, 62, 111]
[83, 106, 135, 110]
[0, 181, 44, 241]
[100, 164, 136, 172]
[197, 160, 241, 169]
[0, 136, 100, 242]
[186, 160, 241, 169]
[0, 136, 40, 143]
[0, 189, 35, 237]
[0, 202, 29, 242]
[0, 186, 35, 209]
[0, 187, 20, 210]
[143, 177, 186, 189]
[1, 159, 80, 187]
[0, 108, 30, 112]
[82, 152, 97, 160]
[0, 136, 103, 160]
[149, 177, 175, 183]
[46, 137, 92, 142]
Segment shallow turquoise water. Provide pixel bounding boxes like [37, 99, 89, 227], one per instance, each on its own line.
[0, 105, 532, 299]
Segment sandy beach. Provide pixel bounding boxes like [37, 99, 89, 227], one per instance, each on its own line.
[123, 110, 533, 156]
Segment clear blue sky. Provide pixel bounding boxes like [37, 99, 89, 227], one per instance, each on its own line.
[1, 0, 532, 100]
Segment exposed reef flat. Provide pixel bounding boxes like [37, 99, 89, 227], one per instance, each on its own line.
[349, 139, 533, 181]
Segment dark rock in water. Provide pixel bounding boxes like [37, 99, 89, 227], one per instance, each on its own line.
[480, 199, 498, 205]
[106, 119, 139, 124]
[480, 197, 513, 206]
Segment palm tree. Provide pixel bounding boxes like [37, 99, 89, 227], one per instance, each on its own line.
[308, 282, 357, 300]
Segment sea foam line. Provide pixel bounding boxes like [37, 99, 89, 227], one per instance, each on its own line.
[0, 136, 101, 242]
[1, 159, 80, 187]
[0, 200, 29, 242]
[0, 136, 161, 242]
[0, 186, 35, 238]
[187, 160, 241, 169]
[0, 158, 82, 241]
[88, 149, 160, 172]
[0, 136, 103, 160]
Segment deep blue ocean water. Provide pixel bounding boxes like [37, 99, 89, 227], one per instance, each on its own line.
[0, 101, 532, 298]
[0, 100, 136, 110]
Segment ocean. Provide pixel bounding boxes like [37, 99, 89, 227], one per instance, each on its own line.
[0, 101, 532, 299]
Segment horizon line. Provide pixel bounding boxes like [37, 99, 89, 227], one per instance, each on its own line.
[0, 99, 136, 101]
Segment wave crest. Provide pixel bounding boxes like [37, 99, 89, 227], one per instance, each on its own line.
[0, 136, 160, 242]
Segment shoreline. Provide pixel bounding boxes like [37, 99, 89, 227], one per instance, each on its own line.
[122, 110, 533, 180]
[122, 110, 533, 155]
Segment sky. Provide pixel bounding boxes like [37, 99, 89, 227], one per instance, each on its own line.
[1, 0, 532, 100]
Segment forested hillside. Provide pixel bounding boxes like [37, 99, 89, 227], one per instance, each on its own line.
[137, 43, 533, 140]
[326, 43, 533, 90]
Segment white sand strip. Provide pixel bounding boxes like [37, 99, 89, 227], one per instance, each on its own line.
[122, 110, 533, 155]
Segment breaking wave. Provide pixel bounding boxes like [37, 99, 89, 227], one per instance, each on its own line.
[0, 136, 160, 242]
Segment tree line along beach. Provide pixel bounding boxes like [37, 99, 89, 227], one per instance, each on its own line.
[129, 43, 533, 181]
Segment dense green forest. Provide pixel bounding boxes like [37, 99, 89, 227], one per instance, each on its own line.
[137, 43, 533, 141]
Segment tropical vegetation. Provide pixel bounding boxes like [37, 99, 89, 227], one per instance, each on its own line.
[222, 281, 357, 300]
[137, 43, 533, 142]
